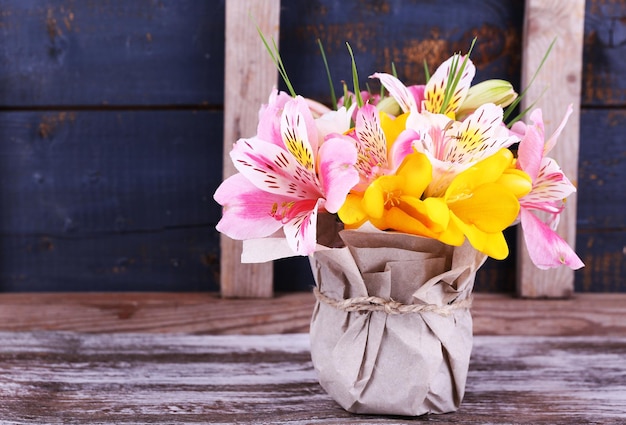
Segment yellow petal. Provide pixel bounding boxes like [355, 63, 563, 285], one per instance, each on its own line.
[497, 168, 532, 199]
[436, 213, 466, 246]
[337, 193, 367, 226]
[398, 196, 450, 233]
[447, 149, 514, 197]
[362, 175, 400, 219]
[380, 112, 409, 153]
[449, 213, 510, 260]
[396, 152, 432, 198]
[385, 206, 439, 238]
[448, 183, 520, 233]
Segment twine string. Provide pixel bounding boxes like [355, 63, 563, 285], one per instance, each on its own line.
[313, 287, 471, 317]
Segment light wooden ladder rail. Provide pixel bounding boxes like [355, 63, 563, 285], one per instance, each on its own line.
[220, 0, 279, 298]
[219, 0, 586, 299]
[517, 0, 586, 298]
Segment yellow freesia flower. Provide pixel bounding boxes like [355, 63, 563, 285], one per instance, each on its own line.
[438, 148, 532, 259]
[338, 152, 449, 238]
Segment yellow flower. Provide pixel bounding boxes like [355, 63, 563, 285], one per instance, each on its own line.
[338, 152, 448, 238]
[438, 148, 532, 259]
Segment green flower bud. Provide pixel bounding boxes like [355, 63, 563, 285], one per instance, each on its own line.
[376, 96, 403, 116]
[457, 79, 518, 118]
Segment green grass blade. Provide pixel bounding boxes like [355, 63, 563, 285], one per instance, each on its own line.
[503, 37, 556, 122]
[317, 39, 337, 110]
[346, 42, 363, 107]
[256, 25, 296, 97]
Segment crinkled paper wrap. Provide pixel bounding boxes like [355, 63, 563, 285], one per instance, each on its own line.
[308, 228, 486, 416]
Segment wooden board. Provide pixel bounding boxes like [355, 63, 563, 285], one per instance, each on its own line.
[0, 332, 624, 424]
[517, 0, 586, 298]
[577, 109, 626, 230]
[279, 0, 525, 103]
[0, 229, 220, 292]
[0, 0, 621, 293]
[0, 0, 225, 106]
[220, 0, 279, 298]
[1, 292, 625, 336]
[0, 110, 224, 232]
[583, 0, 626, 106]
[0, 110, 223, 292]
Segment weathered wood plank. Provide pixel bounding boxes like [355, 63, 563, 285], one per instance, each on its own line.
[576, 231, 626, 292]
[0, 229, 220, 292]
[577, 109, 626, 230]
[1, 292, 625, 336]
[583, 0, 626, 106]
[279, 0, 525, 104]
[0, 332, 624, 424]
[517, 0, 586, 298]
[0, 110, 223, 234]
[0, 0, 225, 106]
[220, 0, 279, 298]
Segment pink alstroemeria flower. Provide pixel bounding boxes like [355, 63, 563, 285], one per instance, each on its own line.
[407, 103, 519, 197]
[513, 106, 584, 270]
[214, 94, 359, 256]
[345, 103, 417, 192]
[371, 54, 476, 116]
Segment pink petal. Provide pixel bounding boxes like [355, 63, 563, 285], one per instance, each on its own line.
[544, 104, 573, 155]
[389, 129, 420, 170]
[370, 72, 418, 113]
[407, 85, 425, 110]
[424, 55, 475, 115]
[317, 136, 359, 213]
[281, 96, 319, 157]
[283, 199, 321, 255]
[257, 89, 292, 146]
[230, 137, 319, 198]
[214, 174, 283, 240]
[520, 208, 584, 270]
[444, 103, 518, 165]
[355, 104, 388, 170]
[521, 158, 577, 212]
[517, 124, 544, 181]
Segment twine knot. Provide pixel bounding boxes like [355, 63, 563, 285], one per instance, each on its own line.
[313, 287, 471, 317]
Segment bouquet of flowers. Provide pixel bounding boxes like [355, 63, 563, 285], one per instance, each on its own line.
[214, 42, 583, 416]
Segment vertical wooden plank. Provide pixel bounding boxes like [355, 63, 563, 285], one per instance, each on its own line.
[517, 0, 586, 298]
[221, 0, 280, 298]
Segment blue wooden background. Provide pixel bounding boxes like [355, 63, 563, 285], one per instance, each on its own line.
[0, 0, 622, 292]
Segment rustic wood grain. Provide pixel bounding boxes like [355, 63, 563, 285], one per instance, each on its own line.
[583, 0, 626, 106]
[0, 332, 624, 424]
[0, 110, 223, 292]
[0, 0, 621, 294]
[517, 0, 586, 298]
[1, 292, 625, 336]
[577, 109, 626, 231]
[220, 0, 280, 298]
[0, 0, 225, 106]
[279, 0, 524, 104]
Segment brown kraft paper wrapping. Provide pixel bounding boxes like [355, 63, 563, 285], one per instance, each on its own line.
[308, 228, 487, 416]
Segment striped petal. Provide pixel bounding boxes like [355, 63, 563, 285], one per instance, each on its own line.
[281, 96, 319, 171]
[521, 158, 576, 213]
[214, 173, 284, 240]
[355, 104, 388, 174]
[444, 103, 518, 165]
[317, 136, 360, 213]
[230, 137, 319, 198]
[520, 208, 584, 270]
[371, 73, 418, 113]
[283, 199, 321, 255]
[423, 55, 475, 116]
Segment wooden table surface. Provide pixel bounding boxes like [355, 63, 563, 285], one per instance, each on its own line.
[1, 331, 625, 424]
